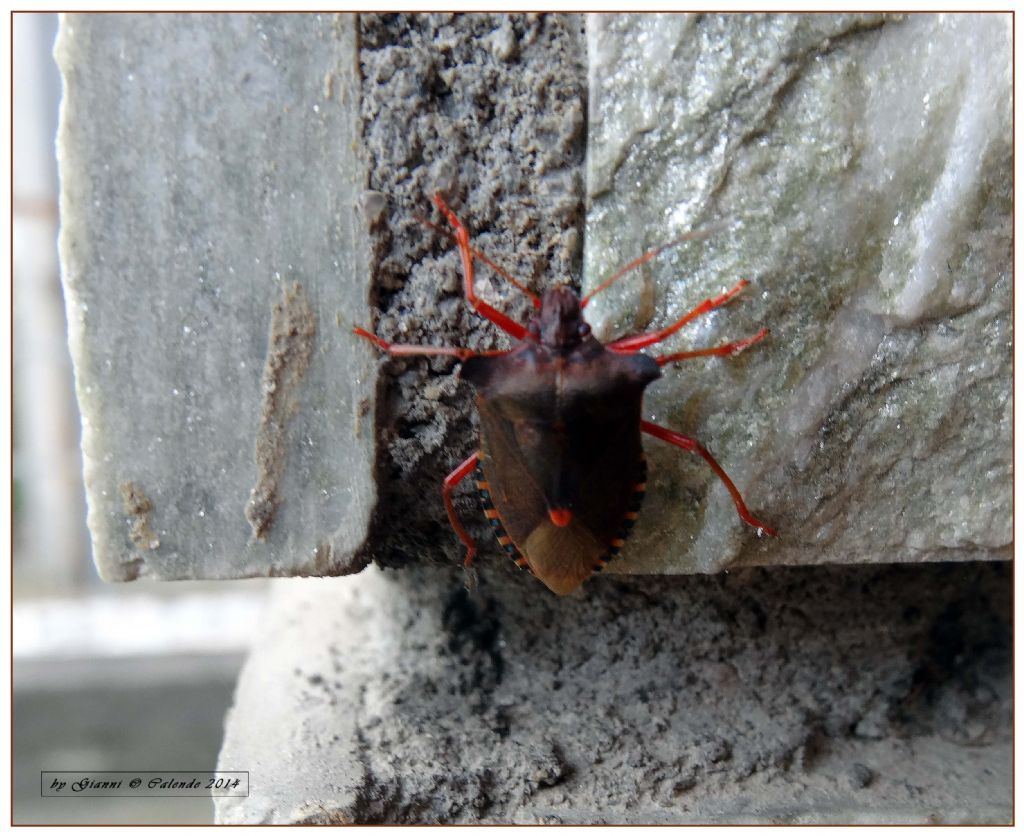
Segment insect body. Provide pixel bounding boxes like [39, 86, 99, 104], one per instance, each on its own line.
[356, 194, 776, 595]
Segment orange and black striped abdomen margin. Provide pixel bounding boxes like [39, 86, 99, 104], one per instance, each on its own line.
[475, 457, 532, 573]
[592, 455, 647, 574]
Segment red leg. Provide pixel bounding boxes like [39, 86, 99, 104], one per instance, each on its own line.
[443, 452, 481, 567]
[610, 279, 751, 353]
[656, 328, 769, 367]
[356, 325, 489, 562]
[353, 326, 509, 361]
[641, 420, 777, 537]
[415, 212, 541, 309]
[580, 223, 723, 309]
[432, 194, 529, 340]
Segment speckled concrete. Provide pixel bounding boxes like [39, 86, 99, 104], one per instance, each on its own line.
[355, 13, 589, 572]
[216, 562, 1010, 824]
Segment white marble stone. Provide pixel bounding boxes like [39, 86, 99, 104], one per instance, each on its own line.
[56, 14, 377, 580]
[584, 13, 1011, 573]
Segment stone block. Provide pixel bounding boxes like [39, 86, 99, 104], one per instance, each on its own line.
[584, 13, 1011, 572]
[56, 13, 376, 580]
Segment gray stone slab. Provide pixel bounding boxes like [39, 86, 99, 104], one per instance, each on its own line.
[584, 13, 1011, 573]
[216, 564, 1010, 824]
[56, 14, 377, 580]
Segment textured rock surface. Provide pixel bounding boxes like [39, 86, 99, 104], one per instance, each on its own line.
[57, 14, 377, 579]
[216, 563, 1010, 824]
[584, 13, 1011, 573]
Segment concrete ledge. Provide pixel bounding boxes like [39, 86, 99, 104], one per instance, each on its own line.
[216, 563, 1010, 824]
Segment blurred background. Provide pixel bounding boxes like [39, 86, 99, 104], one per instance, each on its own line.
[12, 13, 267, 824]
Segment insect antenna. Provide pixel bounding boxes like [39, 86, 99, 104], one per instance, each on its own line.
[414, 212, 542, 309]
[580, 222, 726, 309]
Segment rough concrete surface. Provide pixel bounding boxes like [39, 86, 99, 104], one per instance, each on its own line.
[216, 562, 1010, 824]
[56, 14, 377, 579]
[584, 13, 1011, 573]
[356, 13, 589, 572]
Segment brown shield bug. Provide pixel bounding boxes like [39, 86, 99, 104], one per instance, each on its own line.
[356, 193, 776, 595]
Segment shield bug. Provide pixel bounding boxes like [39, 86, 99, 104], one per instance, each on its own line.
[356, 194, 776, 595]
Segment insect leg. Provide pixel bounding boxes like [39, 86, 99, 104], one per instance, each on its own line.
[415, 212, 541, 310]
[431, 193, 529, 340]
[640, 420, 777, 537]
[608, 279, 752, 353]
[580, 225, 722, 309]
[655, 328, 769, 367]
[443, 452, 481, 567]
[353, 327, 510, 361]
